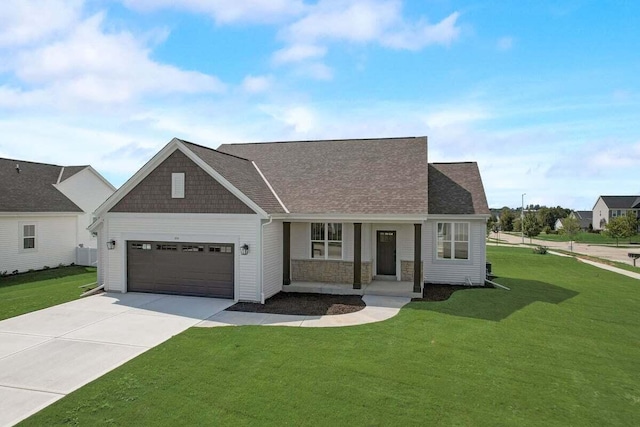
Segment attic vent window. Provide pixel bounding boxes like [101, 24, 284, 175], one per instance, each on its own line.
[171, 173, 185, 198]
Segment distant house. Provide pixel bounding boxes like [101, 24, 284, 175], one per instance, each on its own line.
[555, 210, 592, 231]
[0, 158, 115, 274]
[592, 196, 640, 230]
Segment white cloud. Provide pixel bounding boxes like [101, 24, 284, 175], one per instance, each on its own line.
[272, 44, 327, 64]
[262, 105, 317, 133]
[3, 12, 224, 108]
[241, 75, 273, 94]
[0, 0, 83, 47]
[275, 0, 462, 63]
[382, 12, 461, 50]
[121, 0, 306, 24]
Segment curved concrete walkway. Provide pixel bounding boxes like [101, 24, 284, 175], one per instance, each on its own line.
[196, 295, 411, 328]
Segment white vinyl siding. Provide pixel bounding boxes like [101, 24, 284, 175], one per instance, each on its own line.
[102, 213, 260, 302]
[262, 220, 283, 300]
[423, 218, 486, 285]
[171, 173, 185, 198]
[54, 167, 115, 248]
[0, 216, 77, 273]
[592, 197, 609, 230]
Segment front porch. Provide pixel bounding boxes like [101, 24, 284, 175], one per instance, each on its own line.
[284, 280, 422, 298]
[282, 221, 424, 298]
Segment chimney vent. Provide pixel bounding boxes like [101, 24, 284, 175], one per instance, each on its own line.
[16, 164, 20, 173]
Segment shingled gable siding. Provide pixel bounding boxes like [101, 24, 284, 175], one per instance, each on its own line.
[110, 150, 255, 214]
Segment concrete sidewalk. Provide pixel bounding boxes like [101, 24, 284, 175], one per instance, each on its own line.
[0, 293, 233, 427]
[197, 295, 410, 328]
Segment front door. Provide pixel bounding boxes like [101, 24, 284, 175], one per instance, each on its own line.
[376, 231, 396, 275]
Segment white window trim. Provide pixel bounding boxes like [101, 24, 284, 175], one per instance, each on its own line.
[171, 172, 185, 199]
[310, 222, 343, 260]
[20, 222, 37, 252]
[435, 221, 470, 261]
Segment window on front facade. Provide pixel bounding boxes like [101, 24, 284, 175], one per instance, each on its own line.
[437, 222, 469, 260]
[22, 224, 36, 250]
[311, 223, 342, 259]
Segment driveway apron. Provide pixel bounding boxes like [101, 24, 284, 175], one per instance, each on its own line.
[0, 292, 233, 427]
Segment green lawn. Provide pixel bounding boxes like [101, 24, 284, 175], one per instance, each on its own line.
[0, 266, 97, 321]
[534, 231, 640, 245]
[22, 248, 640, 426]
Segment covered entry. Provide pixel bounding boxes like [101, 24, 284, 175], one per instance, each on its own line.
[127, 241, 234, 298]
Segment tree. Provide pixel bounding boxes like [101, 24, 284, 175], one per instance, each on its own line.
[487, 215, 498, 237]
[513, 217, 522, 232]
[604, 213, 637, 247]
[560, 216, 581, 251]
[522, 212, 542, 242]
[499, 207, 515, 232]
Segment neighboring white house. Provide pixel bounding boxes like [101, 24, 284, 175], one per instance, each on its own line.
[592, 196, 640, 230]
[0, 158, 116, 274]
[90, 137, 490, 303]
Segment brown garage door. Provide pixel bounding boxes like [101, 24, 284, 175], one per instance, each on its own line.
[127, 241, 234, 298]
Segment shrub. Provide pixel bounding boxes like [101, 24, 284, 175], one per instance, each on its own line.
[542, 225, 552, 234]
[43, 265, 50, 270]
[532, 245, 548, 255]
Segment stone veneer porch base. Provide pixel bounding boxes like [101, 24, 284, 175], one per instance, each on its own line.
[291, 259, 373, 284]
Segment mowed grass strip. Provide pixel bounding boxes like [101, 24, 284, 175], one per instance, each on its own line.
[0, 266, 97, 321]
[534, 231, 640, 245]
[21, 248, 640, 426]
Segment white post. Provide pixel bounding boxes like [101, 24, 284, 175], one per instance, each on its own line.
[521, 193, 526, 244]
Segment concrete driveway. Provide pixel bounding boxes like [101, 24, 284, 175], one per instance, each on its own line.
[0, 293, 234, 427]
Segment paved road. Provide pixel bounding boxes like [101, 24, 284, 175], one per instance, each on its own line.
[0, 293, 233, 427]
[492, 232, 639, 266]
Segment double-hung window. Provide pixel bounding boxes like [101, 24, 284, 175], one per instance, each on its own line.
[437, 222, 469, 260]
[311, 223, 342, 259]
[22, 224, 36, 250]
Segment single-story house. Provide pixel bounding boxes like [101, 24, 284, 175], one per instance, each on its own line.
[89, 137, 490, 302]
[592, 195, 640, 230]
[555, 210, 592, 231]
[0, 158, 115, 274]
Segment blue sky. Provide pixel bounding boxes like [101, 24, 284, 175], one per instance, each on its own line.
[0, 0, 638, 210]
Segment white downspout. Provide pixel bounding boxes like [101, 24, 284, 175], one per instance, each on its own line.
[260, 216, 273, 304]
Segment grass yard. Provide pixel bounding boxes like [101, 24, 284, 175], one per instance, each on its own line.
[0, 266, 97, 321]
[22, 247, 640, 426]
[534, 231, 640, 245]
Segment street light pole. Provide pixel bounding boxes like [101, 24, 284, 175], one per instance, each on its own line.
[521, 193, 526, 244]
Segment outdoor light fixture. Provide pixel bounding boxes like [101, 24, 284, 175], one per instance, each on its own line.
[106, 239, 116, 250]
[240, 243, 249, 255]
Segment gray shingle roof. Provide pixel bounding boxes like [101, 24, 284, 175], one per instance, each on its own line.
[179, 140, 286, 214]
[217, 137, 429, 215]
[600, 196, 640, 209]
[427, 162, 490, 215]
[0, 158, 83, 212]
[572, 211, 593, 229]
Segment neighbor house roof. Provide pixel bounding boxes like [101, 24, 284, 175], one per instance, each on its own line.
[600, 196, 640, 209]
[572, 210, 593, 229]
[0, 158, 84, 212]
[218, 137, 429, 215]
[180, 140, 286, 214]
[427, 162, 490, 215]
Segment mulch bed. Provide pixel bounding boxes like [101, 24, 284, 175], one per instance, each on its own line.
[412, 284, 472, 302]
[226, 292, 366, 316]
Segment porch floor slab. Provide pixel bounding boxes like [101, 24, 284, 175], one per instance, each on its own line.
[284, 280, 422, 298]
